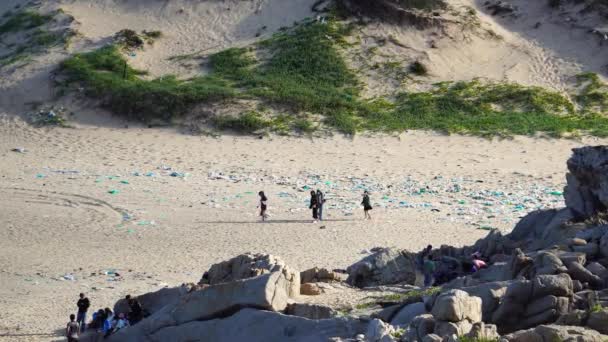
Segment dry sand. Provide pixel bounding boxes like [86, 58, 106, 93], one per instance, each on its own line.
[1, 0, 608, 340]
[1, 114, 607, 340]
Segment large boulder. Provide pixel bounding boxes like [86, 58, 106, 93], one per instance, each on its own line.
[346, 248, 417, 288]
[113, 285, 191, 316]
[434, 319, 473, 337]
[531, 274, 573, 298]
[300, 267, 343, 284]
[533, 251, 567, 276]
[406, 314, 436, 342]
[149, 308, 366, 342]
[106, 272, 290, 341]
[365, 319, 397, 342]
[431, 289, 482, 323]
[390, 302, 426, 327]
[508, 209, 574, 249]
[201, 253, 300, 298]
[564, 146, 608, 219]
[285, 303, 336, 320]
[587, 308, 608, 334]
[459, 281, 510, 322]
[503, 324, 608, 342]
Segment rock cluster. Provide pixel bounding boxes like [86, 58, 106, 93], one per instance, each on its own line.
[81, 146, 608, 341]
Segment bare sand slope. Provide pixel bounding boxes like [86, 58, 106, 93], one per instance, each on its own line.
[1, 114, 607, 340]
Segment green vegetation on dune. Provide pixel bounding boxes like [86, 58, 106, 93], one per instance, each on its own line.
[59, 18, 608, 136]
[0, 10, 53, 36]
[0, 8, 72, 67]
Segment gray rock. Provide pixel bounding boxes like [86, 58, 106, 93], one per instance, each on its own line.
[113, 285, 190, 316]
[407, 314, 435, 342]
[531, 274, 573, 298]
[572, 242, 599, 257]
[347, 248, 417, 288]
[149, 308, 367, 342]
[459, 281, 510, 322]
[587, 308, 608, 334]
[466, 322, 500, 340]
[564, 146, 608, 219]
[533, 251, 567, 276]
[586, 262, 608, 278]
[421, 334, 442, 342]
[285, 303, 336, 320]
[601, 231, 608, 258]
[390, 302, 426, 327]
[300, 267, 343, 284]
[434, 320, 473, 337]
[555, 310, 588, 326]
[201, 253, 300, 298]
[431, 289, 482, 323]
[504, 324, 608, 342]
[567, 261, 603, 288]
[107, 272, 290, 340]
[524, 296, 566, 317]
[556, 251, 587, 267]
[365, 318, 396, 342]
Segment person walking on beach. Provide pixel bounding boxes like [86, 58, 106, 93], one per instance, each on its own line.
[66, 314, 80, 342]
[258, 191, 268, 221]
[309, 190, 319, 222]
[316, 190, 325, 221]
[362, 191, 372, 220]
[76, 293, 90, 332]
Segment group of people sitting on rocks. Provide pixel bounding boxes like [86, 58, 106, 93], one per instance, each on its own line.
[418, 245, 488, 287]
[66, 293, 145, 341]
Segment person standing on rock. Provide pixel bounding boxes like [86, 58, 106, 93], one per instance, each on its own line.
[258, 191, 268, 221]
[316, 190, 325, 221]
[309, 190, 319, 222]
[423, 255, 436, 287]
[362, 191, 372, 220]
[76, 292, 90, 332]
[66, 314, 80, 342]
[126, 295, 144, 325]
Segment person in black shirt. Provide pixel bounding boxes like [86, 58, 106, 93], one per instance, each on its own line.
[362, 191, 372, 220]
[309, 190, 318, 222]
[76, 293, 90, 332]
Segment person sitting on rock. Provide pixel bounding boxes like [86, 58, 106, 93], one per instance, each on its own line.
[472, 254, 488, 272]
[112, 313, 129, 334]
[89, 309, 105, 330]
[126, 295, 144, 325]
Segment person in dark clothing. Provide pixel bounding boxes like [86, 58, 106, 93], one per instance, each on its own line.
[126, 295, 144, 325]
[76, 293, 90, 333]
[66, 314, 80, 342]
[258, 191, 268, 221]
[316, 190, 325, 221]
[309, 190, 318, 222]
[417, 245, 433, 270]
[361, 191, 372, 220]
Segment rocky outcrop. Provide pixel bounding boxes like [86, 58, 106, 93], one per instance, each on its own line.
[200, 253, 300, 298]
[503, 324, 608, 342]
[285, 303, 336, 320]
[346, 248, 417, 288]
[104, 272, 291, 341]
[113, 285, 191, 316]
[565, 146, 608, 219]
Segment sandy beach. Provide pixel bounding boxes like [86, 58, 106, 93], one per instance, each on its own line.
[1, 114, 607, 340]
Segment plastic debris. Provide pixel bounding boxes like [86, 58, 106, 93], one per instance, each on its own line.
[11, 147, 26, 153]
[108, 189, 120, 195]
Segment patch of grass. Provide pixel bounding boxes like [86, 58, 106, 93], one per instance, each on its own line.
[360, 79, 608, 137]
[60, 45, 235, 122]
[391, 328, 405, 339]
[0, 9, 71, 68]
[59, 18, 608, 137]
[591, 303, 604, 313]
[0, 10, 53, 36]
[212, 111, 270, 132]
[575, 72, 608, 114]
[409, 61, 428, 76]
